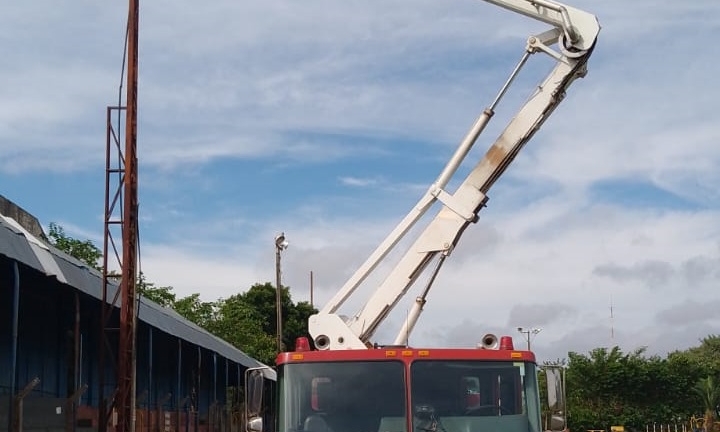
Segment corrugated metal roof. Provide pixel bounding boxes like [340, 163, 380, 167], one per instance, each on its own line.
[0, 214, 269, 371]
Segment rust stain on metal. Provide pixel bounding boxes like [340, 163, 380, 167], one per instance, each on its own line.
[484, 143, 509, 168]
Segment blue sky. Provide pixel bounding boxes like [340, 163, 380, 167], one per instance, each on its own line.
[1, 0, 719, 361]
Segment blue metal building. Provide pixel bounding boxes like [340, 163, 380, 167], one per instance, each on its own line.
[0, 197, 271, 432]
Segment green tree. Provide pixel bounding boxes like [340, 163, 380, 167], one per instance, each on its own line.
[281, 296, 317, 350]
[171, 283, 317, 364]
[563, 340, 720, 432]
[673, 336, 720, 377]
[566, 346, 674, 431]
[208, 294, 277, 365]
[664, 352, 706, 418]
[693, 376, 720, 432]
[173, 293, 217, 329]
[137, 272, 176, 307]
[47, 222, 102, 270]
[237, 282, 318, 352]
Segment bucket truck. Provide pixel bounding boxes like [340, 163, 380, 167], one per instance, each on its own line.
[246, 1, 600, 432]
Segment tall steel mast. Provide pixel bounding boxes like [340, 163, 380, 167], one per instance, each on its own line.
[117, 0, 140, 430]
[100, 1, 139, 431]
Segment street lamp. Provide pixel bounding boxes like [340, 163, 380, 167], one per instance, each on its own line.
[275, 232, 289, 352]
[517, 327, 542, 351]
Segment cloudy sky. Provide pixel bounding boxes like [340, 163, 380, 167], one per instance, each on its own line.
[1, 0, 718, 362]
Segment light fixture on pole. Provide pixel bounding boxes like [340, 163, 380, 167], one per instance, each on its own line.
[275, 232, 289, 352]
[517, 326, 542, 351]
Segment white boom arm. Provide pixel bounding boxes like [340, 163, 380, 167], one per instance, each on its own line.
[309, 0, 600, 350]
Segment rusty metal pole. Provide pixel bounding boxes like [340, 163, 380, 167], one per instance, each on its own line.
[65, 384, 88, 432]
[13, 378, 40, 432]
[118, 0, 140, 431]
[100, 106, 112, 432]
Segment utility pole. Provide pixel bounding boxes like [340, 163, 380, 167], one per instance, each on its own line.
[275, 233, 289, 352]
[310, 271, 314, 308]
[517, 327, 542, 351]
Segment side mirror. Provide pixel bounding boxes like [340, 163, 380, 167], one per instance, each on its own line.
[245, 367, 271, 432]
[545, 367, 565, 412]
[246, 369, 265, 416]
[247, 417, 263, 432]
[544, 366, 566, 432]
[549, 414, 565, 431]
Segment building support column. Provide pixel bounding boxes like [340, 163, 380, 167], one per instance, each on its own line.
[176, 339, 182, 432]
[147, 327, 153, 432]
[8, 260, 21, 432]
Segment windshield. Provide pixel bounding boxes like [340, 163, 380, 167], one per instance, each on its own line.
[279, 361, 406, 432]
[410, 361, 541, 432]
[277, 359, 540, 432]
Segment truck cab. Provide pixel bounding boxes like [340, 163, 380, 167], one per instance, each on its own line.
[255, 338, 545, 432]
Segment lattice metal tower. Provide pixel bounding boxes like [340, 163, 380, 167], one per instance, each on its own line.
[99, 1, 139, 431]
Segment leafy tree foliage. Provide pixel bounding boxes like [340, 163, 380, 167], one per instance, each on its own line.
[564, 340, 720, 432]
[137, 272, 176, 307]
[206, 294, 277, 365]
[49, 224, 175, 305]
[286, 301, 317, 348]
[238, 282, 317, 352]
[671, 335, 720, 377]
[167, 283, 316, 364]
[173, 293, 217, 329]
[47, 222, 102, 270]
[693, 375, 720, 432]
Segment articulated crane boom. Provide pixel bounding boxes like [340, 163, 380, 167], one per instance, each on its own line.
[309, 0, 600, 351]
[243, 4, 599, 432]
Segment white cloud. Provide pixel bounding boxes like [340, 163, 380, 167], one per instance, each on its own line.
[130, 188, 720, 360]
[2, 0, 718, 363]
[0, 0, 578, 171]
[339, 176, 380, 187]
[139, 245, 261, 299]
